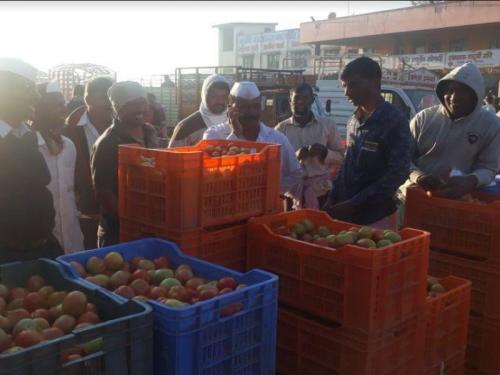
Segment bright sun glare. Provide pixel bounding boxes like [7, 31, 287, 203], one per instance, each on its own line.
[0, 1, 411, 80]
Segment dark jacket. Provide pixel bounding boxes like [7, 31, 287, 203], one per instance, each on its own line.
[64, 106, 100, 216]
[66, 98, 85, 115]
[168, 111, 206, 148]
[0, 131, 55, 248]
[91, 120, 159, 244]
[327, 100, 411, 224]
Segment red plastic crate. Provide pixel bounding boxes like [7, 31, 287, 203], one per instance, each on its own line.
[405, 187, 500, 262]
[423, 276, 471, 371]
[247, 209, 430, 332]
[429, 250, 500, 319]
[466, 316, 500, 375]
[425, 351, 465, 375]
[277, 306, 424, 375]
[118, 140, 281, 231]
[120, 218, 247, 271]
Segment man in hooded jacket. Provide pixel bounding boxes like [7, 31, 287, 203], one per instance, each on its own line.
[168, 74, 230, 148]
[401, 62, 500, 199]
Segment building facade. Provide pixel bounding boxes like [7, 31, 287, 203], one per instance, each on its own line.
[215, 22, 351, 72]
[300, 1, 500, 93]
[214, 23, 278, 67]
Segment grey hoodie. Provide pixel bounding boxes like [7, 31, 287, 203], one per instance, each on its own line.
[401, 62, 500, 195]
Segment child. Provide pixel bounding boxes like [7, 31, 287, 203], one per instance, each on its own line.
[297, 143, 332, 209]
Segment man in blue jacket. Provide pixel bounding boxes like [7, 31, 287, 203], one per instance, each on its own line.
[323, 57, 411, 225]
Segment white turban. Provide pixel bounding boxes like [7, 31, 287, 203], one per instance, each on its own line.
[108, 81, 147, 115]
[199, 74, 230, 127]
[230, 81, 260, 100]
[0, 58, 37, 82]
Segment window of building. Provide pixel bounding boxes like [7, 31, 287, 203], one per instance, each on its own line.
[490, 37, 500, 49]
[290, 50, 310, 69]
[394, 45, 405, 55]
[363, 47, 376, 55]
[449, 38, 466, 52]
[323, 48, 341, 58]
[222, 28, 234, 52]
[428, 41, 442, 53]
[267, 53, 280, 69]
[242, 55, 254, 68]
[414, 44, 426, 54]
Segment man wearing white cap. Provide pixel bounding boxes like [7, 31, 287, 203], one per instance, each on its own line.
[91, 81, 159, 247]
[0, 58, 63, 262]
[204, 81, 302, 202]
[32, 82, 84, 253]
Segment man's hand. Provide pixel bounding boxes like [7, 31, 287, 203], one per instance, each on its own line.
[438, 175, 478, 200]
[227, 106, 243, 137]
[325, 200, 357, 222]
[296, 146, 309, 161]
[416, 174, 442, 192]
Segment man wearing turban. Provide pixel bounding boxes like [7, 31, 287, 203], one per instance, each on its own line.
[91, 81, 159, 247]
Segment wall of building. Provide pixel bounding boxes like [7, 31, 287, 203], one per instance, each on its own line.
[235, 29, 349, 71]
[236, 29, 311, 69]
[352, 24, 500, 56]
[217, 24, 276, 66]
[300, 1, 500, 44]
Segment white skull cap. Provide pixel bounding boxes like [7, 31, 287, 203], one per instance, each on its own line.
[0, 58, 38, 82]
[230, 81, 260, 100]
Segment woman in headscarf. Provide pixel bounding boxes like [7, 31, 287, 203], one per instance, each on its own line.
[168, 74, 230, 148]
[91, 81, 159, 247]
[32, 82, 84, 253]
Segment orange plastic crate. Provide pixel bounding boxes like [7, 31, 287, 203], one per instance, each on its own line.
[423, 276, 471, 372]
[247, 209, 430, 332]
[277, 306, 424, 375]
[118, 140, 281, 231]
[120, 218, 247, 271]
[466, 316, 500, 375]
[429, 250, 500, 318]
[405, 187, 500, 262]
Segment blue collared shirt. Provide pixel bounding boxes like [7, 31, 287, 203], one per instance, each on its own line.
[329, 99, 411, 224]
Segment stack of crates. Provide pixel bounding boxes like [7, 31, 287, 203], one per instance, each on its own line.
[422, 276, 471, 375]
[247, 209, 441, 374]
[405, 187, 500, 375]
[118, 139, 283, 271]
[0, 259, 153, 375]
[58, 238, 279, 375]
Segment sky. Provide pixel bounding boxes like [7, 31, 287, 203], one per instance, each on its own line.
[0, 1, 412, 80]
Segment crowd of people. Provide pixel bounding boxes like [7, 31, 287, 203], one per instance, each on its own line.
[1, 56, 499, 263]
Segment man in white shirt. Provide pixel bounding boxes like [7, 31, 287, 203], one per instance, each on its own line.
[32, 82, 84, 253]
[203, 81, 302, 202]
[275, 83, 344, 166]
[64, 77, 114, 249]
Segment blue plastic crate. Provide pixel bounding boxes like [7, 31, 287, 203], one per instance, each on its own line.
[57, 238, 278, 375]
[0, 259, 153, 375]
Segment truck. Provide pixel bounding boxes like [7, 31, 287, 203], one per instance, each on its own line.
[312, 55, 441, 138]
[174, 66, 316, 127]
